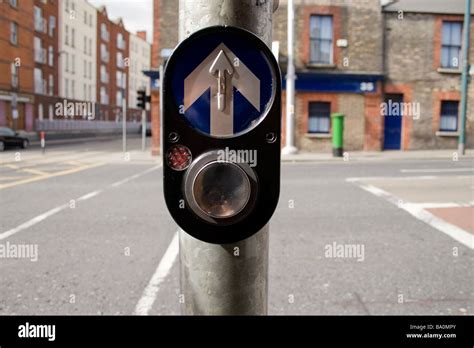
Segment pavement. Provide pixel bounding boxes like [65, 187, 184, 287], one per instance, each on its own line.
[0, 137, 472, 315]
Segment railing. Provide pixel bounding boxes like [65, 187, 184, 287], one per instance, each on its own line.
[34, 48, 47, 64]
[34, 17, 46, 33]
[35, 120, 141, 133]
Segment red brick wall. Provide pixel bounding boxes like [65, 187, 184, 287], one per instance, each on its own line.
[364, 82, 383, 151]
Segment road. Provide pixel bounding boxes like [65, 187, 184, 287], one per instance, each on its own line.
[0, 137, 472, 315]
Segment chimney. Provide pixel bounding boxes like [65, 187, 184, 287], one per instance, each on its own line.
[137, 31, 147, 41]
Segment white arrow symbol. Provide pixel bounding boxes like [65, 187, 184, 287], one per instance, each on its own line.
[209, 50, 234, 112]
[184, 43, 260, 136]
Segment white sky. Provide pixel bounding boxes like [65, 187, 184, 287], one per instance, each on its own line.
[88, 0, 153, 42]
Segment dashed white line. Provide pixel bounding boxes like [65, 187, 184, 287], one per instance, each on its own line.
[400, 168, 473, 173]
[134, 232, 179, 315]
[0, 204, 68, 241]
[109, 165, 160, 188]
[77, 190, 102, 201]
[0, 165, 161, 241]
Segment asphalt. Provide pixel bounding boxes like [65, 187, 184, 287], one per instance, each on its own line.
[0, 137, 472, 315]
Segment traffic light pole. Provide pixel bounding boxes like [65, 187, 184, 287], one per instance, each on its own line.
[178, 0, 276, 315]
[141, 109, 146, 151]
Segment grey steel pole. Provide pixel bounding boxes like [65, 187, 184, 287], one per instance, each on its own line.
[142, 108, 146, 151]
[282, 0, 298, 155]
[122, 98, 127, 153]
[178, 0, 275, 315]
[458, 0, 471, 155]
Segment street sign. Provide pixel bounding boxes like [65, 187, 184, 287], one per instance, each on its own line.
[12, 109, 19, 120]
[163, 26, 281, 244]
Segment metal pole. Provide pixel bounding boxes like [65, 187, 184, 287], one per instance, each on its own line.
[122, 98, 127, 153]
[141, 108, 146, 151]
[458, 0, 471, 155]
[178, 0, 275, 315]
[282, 0, 298, 155]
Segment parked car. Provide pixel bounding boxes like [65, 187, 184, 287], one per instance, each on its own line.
[0, 127, 29, 151]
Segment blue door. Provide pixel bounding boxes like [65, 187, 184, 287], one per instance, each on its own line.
[383, 94, 403, 150]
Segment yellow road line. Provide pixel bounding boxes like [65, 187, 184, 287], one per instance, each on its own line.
[0, 162, 105, 190]
[21, 168, 50, 176]
[0, 176, 24, 181]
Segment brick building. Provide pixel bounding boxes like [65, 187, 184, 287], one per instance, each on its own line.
[96, 6, 127, 121]
[151, 0, 473, 153]
[0, 0, 35, 131]
[33, 0, 59, 128]
[383, 0, 474, 150]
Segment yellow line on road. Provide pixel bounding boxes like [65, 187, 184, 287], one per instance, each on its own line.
[21, 168, 50, 176]
[0, 162, 105, 190]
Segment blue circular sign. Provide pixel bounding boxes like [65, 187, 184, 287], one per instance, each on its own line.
[167, 27, 277, 138]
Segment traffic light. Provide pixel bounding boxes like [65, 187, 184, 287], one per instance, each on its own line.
[136, 89, 147, 109]
[162, 26, 281, 244]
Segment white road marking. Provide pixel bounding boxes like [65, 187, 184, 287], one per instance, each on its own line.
[78, 190, 102, 201]
[0, 165, 161, 241]
[109, 165, 160, 188]
[134, 232, 179, 315]
[351, 181, 473, 250]
[400, 168, 473, 173]
[0, 204, 68, 241]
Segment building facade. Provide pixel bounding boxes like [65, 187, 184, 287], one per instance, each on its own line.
[58, 0, 97, 105]
[383, 0, 474, 150]
[151, 0, 473, 153]
[0, 0, 35, 131]
[129, 31, 151, 110]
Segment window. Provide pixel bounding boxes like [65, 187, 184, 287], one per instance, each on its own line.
[49, 105, 54, 121]
[116, 90, 123, 106]
[34, 6, 43, 32]
[11, 63, 19, 88]
[65, 78, 69, 97]
[308, 102, 331, 134]
[49, 16, 56, 36]
[101, 43, 109, 62]
[38, 104, 44, 121]
[101, 23, 109, 41]
[71, 80, 75, 98]
[49, 75, 54, 95]
[71, 55, 75, 74]
[84, 36, 87, 54]
[10, 0, 18, 8]
[65, 52, 69, 72]
[309, 15, 333, 64]
[441, 22, 462, 69]
[71, 28, 75, 48]
[65, 25, 69, 45]
[48, 46, 54, 66]
[117, 52, 123, 68]
[117, 33, 125, 50]
[439, 101, 459, 132]
[10, 22, 18, 45]
[34, 68, 43, 94]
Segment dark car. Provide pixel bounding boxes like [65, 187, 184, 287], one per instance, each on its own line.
[0, 127, 29, 151]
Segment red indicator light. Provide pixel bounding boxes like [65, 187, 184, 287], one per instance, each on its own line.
[166, 144, 192, 171]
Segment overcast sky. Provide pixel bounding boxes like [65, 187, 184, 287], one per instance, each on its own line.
[88, 0, 153, 42]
